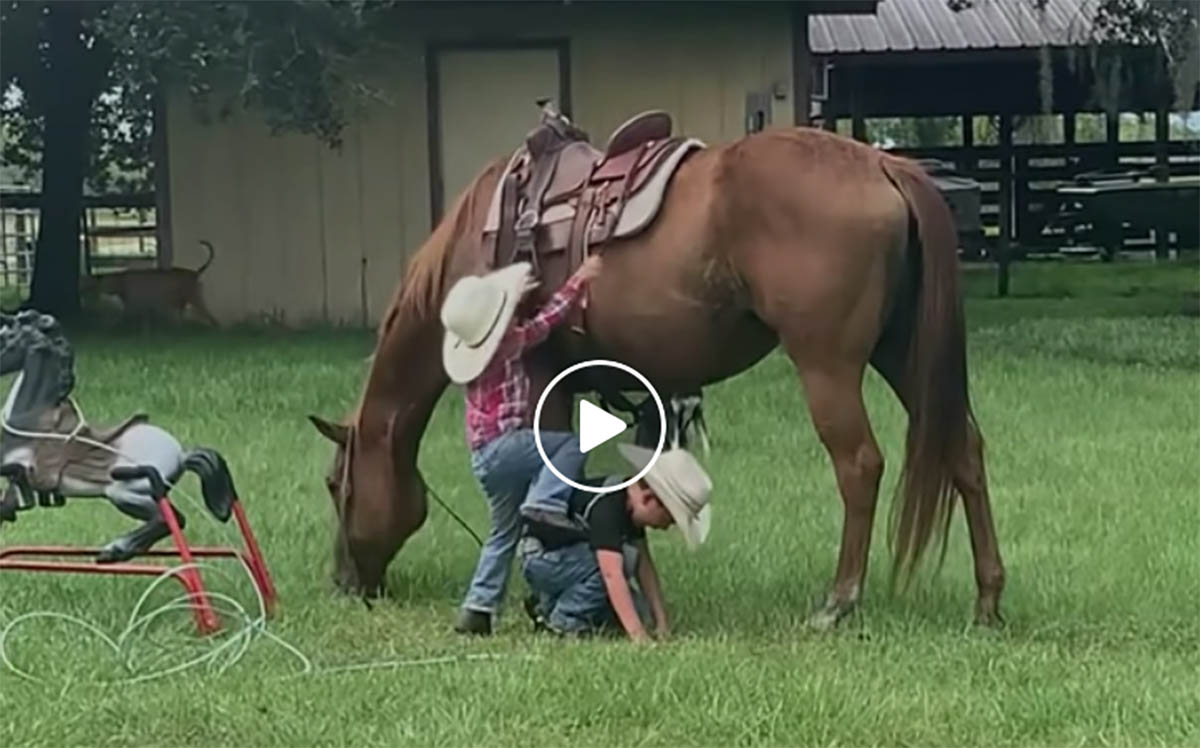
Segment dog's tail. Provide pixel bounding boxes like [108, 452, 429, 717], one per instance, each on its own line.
[195, 240, 215, 275]
[181, 448, 237, 522]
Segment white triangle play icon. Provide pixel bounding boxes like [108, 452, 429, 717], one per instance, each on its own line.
[578, 399, 628, 454]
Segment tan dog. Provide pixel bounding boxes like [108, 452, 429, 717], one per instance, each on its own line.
[83, 240, 219, 326]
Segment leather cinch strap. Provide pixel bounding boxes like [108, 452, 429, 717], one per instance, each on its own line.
[514, 145, 564, 259]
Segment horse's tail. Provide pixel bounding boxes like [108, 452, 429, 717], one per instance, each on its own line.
[182, 448, 237, 522]
[880, 155, 973, 586]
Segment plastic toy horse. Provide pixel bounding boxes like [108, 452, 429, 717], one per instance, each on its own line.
[0, 311, 236, 562]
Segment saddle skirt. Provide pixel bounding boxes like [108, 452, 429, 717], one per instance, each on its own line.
[481, 105, 705, 325]
[11, 403, 149, 491]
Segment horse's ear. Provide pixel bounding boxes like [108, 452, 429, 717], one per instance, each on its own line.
[309, 415, 349, 445]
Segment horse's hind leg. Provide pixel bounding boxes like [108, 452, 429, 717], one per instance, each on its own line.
[795, 361, 886, 630]
[871, 342, 1005, 626]
[96, 483, 182, 563]
[952, 422, 1005, 625]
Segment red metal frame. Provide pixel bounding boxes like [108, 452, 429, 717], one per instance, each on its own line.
[0, 496, 276, 636]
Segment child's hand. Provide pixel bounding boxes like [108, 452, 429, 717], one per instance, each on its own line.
[576, 254, 603, 282]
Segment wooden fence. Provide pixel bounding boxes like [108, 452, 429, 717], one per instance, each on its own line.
[890, 140, 1200, 256]
[0, 192, 157, 287]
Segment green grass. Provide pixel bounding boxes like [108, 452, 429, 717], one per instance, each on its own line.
[2, 261, 1199, 746]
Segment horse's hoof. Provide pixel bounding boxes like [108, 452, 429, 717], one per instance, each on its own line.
[806, 608, 840, 631]
[806, 599, 855, 631]
[333, 574, 387, 600]
[974, 606, 1005, 629]
[96, 545, 134, 564]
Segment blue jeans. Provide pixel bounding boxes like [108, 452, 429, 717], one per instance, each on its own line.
[520, 536, 649, 634]
[462, 428, 585, 616]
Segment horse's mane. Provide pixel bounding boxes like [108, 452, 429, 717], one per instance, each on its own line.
[346, 157, 508, 429]
[2, 312, 75, 401]
[381, 157, 508, 335]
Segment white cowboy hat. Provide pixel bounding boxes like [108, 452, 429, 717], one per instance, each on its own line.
[440, 262, 532, 384]
[618, 444, 712, 549]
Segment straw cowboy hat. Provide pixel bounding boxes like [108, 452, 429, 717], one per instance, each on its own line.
[440, 262, 533, 384]
[618, 444, 713, 549]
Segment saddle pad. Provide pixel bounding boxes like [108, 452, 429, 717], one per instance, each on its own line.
[612, 138, 704, 238]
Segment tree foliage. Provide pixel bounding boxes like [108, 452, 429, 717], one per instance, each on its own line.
[0, 0, 397, 318]
[1, 1, 116, 191]
[948, 0, 1199, 111]
[98, 1, 395, 147]
[2, 0, 396, 193]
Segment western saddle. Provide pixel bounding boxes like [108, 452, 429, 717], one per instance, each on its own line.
[482, 101, 704, 328]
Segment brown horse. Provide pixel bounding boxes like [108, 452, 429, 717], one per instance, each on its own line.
[307, 126, 1005, 628]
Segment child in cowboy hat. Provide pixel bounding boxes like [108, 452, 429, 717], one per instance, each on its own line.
[519, 443, 712, 643]
[440, 254, 603, 636]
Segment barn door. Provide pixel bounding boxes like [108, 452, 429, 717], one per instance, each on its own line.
[430, 45, 567, 223]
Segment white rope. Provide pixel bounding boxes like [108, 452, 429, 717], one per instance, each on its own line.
[0, 392, 538, 684]
[1, 395, 89, 444]
[2, 395, 166, 478]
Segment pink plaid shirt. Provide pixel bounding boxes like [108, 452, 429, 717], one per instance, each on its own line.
[465, 274, 588, 450]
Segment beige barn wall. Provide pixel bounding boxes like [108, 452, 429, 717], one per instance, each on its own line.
[164, 3, 794, 326]
[163, 44, 430, 327]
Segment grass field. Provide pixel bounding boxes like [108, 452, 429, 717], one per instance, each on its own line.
[1, 260, 1198, 746]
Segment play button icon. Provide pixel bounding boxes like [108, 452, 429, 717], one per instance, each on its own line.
[533, 359, 666, 494]
[577, 399, 628, 453]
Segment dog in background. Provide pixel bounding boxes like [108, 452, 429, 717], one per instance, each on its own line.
[82, 240, 219, 326]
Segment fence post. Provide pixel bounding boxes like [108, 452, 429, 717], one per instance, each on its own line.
[1154, 68, 1171, 259]
[850, 68, 867, 143]
[1105, 107, 1120, 169]
[2, 210, 10, 287]
[960, 114, 974, 173]
[997, 114, 1013, 297]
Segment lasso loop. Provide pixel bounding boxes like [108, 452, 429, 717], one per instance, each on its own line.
[0, 401, 532, 684]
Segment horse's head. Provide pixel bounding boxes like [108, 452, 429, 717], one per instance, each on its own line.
[0, 311, 69, 375]
[0, 318, 25, 376]
[0, 312, 74, 399]
[308, 411, 426, 596]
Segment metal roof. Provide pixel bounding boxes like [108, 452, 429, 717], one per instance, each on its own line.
[810, 0, 1101, 55]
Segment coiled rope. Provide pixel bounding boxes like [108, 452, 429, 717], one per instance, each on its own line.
[0, 399, 527, 685]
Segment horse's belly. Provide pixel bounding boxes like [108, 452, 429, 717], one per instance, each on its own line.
[112, 424, 184, 477]
[580, 307, 776, 391]
[58, 475, 108, 497]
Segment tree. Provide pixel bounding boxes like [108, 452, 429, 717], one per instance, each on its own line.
[948, 0, 1199, 113]
[1, 1, 396, 319]
[2, 2, 112, 319]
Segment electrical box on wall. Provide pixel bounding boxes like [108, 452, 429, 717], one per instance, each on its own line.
[745, 91, 772, 134]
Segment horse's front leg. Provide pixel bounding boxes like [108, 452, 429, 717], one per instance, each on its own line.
[0, 462, 38, 519]
[36, 490, 66, 508]
[0, 483, 19, 523]
[96, 481, 182, 563]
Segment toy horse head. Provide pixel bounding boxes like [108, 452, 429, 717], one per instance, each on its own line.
[0, 314, 28, 376]
[0, 311, 74, 395]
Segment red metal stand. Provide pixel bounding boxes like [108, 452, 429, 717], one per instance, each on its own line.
[0, 496, 276, 636]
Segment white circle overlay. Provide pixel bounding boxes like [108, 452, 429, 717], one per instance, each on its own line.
[533, 359, 666, 494]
